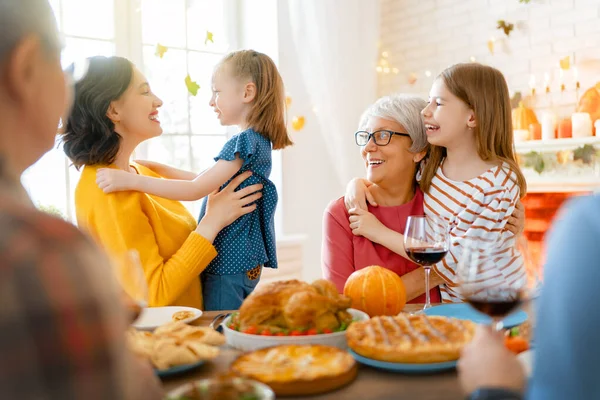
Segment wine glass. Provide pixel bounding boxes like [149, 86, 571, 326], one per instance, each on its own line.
[112, 250, 148, 322]
[457, 236, 528, 331]
[404, 215, 450, 312]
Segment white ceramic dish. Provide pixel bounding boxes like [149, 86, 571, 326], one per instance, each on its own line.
[133, 306, 202, 331]
[221, 308, 370, 351]
[167, 377, 274, 400]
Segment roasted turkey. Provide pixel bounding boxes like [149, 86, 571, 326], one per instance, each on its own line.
[236, 279, 353, 332]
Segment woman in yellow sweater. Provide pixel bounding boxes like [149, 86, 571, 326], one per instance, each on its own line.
[62, 56, 263, 309]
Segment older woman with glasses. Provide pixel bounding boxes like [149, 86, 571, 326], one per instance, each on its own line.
[322, 94, 524, 302]
[322, 94, 443, 303]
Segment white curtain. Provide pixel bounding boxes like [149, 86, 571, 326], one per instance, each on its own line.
[286, 0, 380, 186]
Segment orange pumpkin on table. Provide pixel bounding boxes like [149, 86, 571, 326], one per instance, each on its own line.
[343, 265, 407, 317]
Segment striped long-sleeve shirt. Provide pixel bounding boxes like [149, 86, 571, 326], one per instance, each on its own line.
[423, 161, 525, 303]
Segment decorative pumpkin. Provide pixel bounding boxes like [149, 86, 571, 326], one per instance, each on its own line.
[343, 265, 406, 317]
[512, 101, 538, 130]
[577, 82, 600, 124]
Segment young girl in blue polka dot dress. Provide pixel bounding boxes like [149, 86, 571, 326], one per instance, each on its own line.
[96, 50, 292, 310]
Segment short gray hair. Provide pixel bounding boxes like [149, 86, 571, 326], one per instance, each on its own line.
[0, 0, 61, 62]
[359, 93, 428, 153]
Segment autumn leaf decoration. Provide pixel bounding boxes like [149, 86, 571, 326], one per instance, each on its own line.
[155, 43, 168, 58]
[497, 20, 515, 36]
[185, 74, 200, 96]
[573, 144, 597, 164]
[205, 31, 214, 45]
[523, 151, 545, 174]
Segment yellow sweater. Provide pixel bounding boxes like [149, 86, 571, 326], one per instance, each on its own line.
[75, 163, 216, 309]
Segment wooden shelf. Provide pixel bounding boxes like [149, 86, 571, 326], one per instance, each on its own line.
[515, 136, 600, 153]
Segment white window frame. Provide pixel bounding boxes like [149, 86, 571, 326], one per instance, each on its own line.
[24, 0, 285, 235]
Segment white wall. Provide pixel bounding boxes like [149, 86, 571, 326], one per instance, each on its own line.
[378, 0, 600, 118]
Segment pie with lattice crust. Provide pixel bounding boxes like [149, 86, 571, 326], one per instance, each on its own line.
[231, 344, 357, 396]
[347, 314, 476, 363]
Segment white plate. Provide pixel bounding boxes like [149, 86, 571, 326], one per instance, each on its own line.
[221, 308, 370, 351]
[133, 306, 202, 330]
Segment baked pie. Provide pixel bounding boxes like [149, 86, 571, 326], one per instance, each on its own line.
[231, 344, 357, 396]
[347, 314, 476, 363]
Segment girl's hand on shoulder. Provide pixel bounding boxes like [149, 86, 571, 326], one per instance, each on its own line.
[96, 168, 133, 193]
[506, 199, 525, 235]
[348, 207, 385, 242]
[344, 178, 377, 212]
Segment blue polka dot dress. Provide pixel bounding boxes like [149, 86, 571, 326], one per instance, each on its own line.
[198, 128, 278, 275]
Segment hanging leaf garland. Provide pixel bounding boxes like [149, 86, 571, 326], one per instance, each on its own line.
[155, 43, 168, 58]
[497, 20, 515, 36]
[185, 74, 200, 96]
[205, 31, 214, 45]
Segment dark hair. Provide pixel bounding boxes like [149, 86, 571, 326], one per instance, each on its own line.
[62, 56, 133, 169]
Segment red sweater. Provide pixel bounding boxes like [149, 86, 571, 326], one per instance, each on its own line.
[321, 188, 441, 304]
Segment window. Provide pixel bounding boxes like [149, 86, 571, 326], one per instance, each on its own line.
[22, 0, 238, 220]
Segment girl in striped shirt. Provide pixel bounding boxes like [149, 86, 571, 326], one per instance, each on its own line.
[345, 63, 527, 302]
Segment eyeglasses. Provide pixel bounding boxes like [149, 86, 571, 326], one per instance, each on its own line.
[355, 130, 411, 146]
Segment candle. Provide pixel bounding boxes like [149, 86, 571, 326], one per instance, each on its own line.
[529, 123, 542, 140]
[541, 112, 556, 140]
[544, 73, 550, 93]
[572, 113, 593, 138]
[559, 69, 565, 92]
[574, 67, 581, 90]
[529, 74, 536, 96]
[595, 120, 600, 136]
[558, 118, 572, 139]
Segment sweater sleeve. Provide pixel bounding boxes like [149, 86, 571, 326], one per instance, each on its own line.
[92, 192, 217, 307]
[321, 199, 355, 293]
[434, 176, 523, 300]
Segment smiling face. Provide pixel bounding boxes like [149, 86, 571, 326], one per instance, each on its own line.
[110, 67, 163, 141]
[208, 63, 249, 127]
[360, 116, 422, 187]
[421, 78, 476, 149]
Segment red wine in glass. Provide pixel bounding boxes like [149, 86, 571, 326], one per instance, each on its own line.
[407, 247, 448, 266]
[404, 215, 450, 311]
[466, 291, 523, 329]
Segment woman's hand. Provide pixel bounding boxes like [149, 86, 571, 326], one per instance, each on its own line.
[506, 200, 525, 235]
[344, 178, 377, 212]
[458, 325, 526, 396]
[96, 168, 135, 193]
[195, 171, 263, 242]
[348, 207, 386, 243]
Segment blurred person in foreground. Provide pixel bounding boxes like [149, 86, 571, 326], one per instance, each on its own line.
[0, 0, 162, 398]
[458, 194, 600, 400]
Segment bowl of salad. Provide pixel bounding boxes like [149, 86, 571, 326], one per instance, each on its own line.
[167, 377, 274, 400]
[221, 308, 370, 352]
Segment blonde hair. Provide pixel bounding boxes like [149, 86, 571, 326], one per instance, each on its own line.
[219, 50, 292, 150]
[419, 63, 527, 197]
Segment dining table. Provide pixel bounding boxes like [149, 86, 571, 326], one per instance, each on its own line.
[161, 304, 467, 400]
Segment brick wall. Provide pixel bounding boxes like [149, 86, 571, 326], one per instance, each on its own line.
[378, 0, 600, 118]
